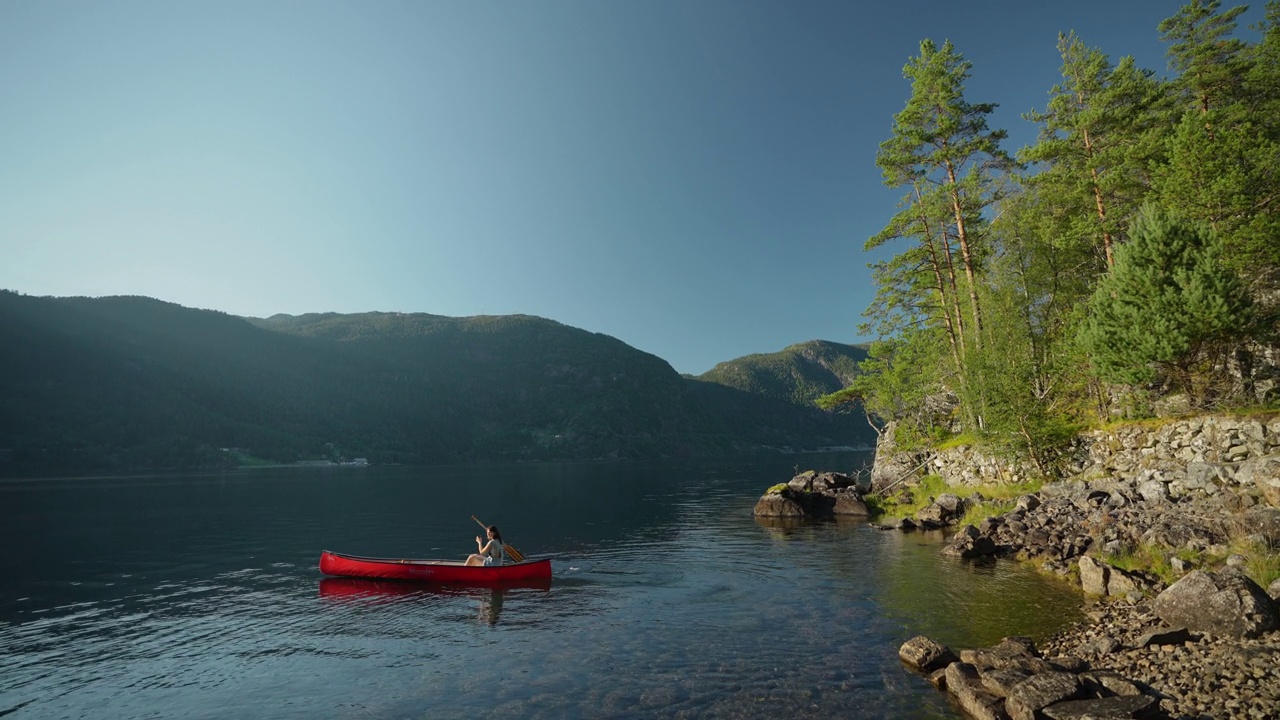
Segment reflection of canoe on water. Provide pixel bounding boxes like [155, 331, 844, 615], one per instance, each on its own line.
[319, 550, 553, 585]
[318, 575, 552, 598]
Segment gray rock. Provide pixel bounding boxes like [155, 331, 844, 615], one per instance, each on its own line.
[1016, 494, 1041, 512]
[1152, 569, 1280, 638]
[943, 524, 999, 559]
[832, 489, 869, 516]
[752, 492, 805, 517]
[1082, 671, 1145, 697]
[1048, 656, 1089, 673]
[960, 637, 1053, 675]
[935, 493, 966, 515]
[787, 471, 819, 492]
[1185, 461, 1231, 489]
[1137, 479, 1169, 503]
[1104, 567, 1154, 599]
[1235, 454, 1280, 507]
[1078, 556, 1110, 596]
[981, 667, 1032, 698]
[898, 635, 958, 673]
[1268, 577, 1280, 602]
[1041, 695, 1157, 720]
[945, 662, 1011, 720]
[1006, 672, 1085, 720]
[1087, 637, 1120, 656]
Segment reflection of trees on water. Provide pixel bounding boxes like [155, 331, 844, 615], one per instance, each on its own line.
[868, 530, 1083, 649]
[743, 518, 1083, 650]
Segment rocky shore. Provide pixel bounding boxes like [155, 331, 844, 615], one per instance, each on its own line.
[756, 412, 1280, 719]
[879, 472, 1280, 718]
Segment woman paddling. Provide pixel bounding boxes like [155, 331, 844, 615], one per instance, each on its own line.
[466, 525, 506, 566]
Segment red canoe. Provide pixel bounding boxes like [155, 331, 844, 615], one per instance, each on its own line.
[319, 550, 553, 584]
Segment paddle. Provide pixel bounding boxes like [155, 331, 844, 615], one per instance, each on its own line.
[471, 515, 525, 563]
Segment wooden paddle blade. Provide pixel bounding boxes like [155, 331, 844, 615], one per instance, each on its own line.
[504, 544, 525, 563]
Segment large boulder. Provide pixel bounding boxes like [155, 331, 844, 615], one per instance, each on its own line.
[756, 473, 868, 519]
[753, 492, 806, 518]
[1005, 672, 1085, 720]
[1151, 569, 1280, 638]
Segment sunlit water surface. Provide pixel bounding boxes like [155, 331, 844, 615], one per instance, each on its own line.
[1, 454, 1083, 719]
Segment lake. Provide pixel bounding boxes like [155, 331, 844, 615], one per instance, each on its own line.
[0, 453, 1083, 719]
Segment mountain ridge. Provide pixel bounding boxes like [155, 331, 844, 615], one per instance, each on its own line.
[0, 291, 873, 476]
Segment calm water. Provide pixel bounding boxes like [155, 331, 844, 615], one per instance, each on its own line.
[1, 453, 1083, 719]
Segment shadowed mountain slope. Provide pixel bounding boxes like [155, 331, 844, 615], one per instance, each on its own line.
[0, 291, 872, 476]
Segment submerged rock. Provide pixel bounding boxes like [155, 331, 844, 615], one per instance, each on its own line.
[898, 635, 957, 673]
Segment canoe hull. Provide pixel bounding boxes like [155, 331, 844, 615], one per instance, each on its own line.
[319, 550, 552, 584]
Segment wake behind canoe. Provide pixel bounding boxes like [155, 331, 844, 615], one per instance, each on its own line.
[319, 550, 552, 584]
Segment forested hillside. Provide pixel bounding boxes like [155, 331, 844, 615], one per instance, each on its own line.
[828, 0, 1280, 472]
[0, 292, 874, 476]
[696, 341, 868, 405]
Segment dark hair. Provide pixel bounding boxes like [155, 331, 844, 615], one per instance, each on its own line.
[488, 525, 502, 542]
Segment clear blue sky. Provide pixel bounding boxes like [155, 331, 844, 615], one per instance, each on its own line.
[0, 1, 1261, 374]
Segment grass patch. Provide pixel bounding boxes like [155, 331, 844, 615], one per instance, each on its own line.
[1218, 537, 1280, 590]
[1101, 543, 1181, 585]
[934, 433, 980, 452]
[1095, 407, 1279, 434]
[764, 483, 789, 495]
[871, 475, 1042, 525]
[957, 500, 1016, 528]
[1098, 537, 1280, 589]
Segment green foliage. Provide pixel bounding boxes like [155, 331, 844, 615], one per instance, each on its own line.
[1159, 0, 1252, 114]
[867, 38, 1012, 439]
[1151, 111, 1280, 283]
[765, 483, 789, 495]
[831, 332, 952, 446]
[1080, 205, 1256, 407]
[1226, 539, 1280, 589]
[1099, 538, 1280, 589]
[855, 3, 1280, 465]
[1020, 32, 1170, 269]
[877, 474, 952, 519]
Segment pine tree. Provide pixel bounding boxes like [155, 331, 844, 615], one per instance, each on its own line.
[1154, 1, 1280, 287]
[1080, 205, 1254, 407]
[1020, 33, 1169, 269]
[1159, 0, 1252, 116]
[874, 40, 1012, 352]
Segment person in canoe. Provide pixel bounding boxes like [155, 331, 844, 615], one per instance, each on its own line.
[466, 525, 506, 566]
